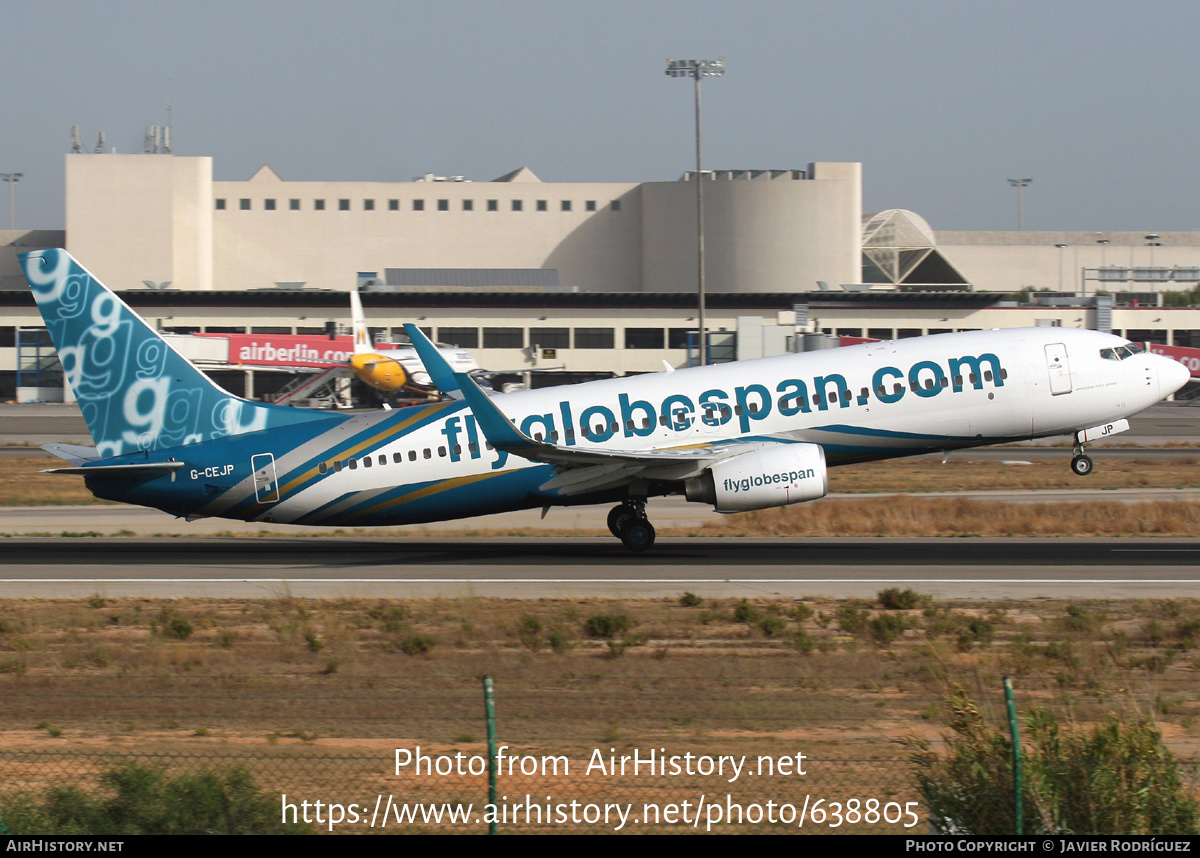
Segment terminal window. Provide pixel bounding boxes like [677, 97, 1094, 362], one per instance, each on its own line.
[363, 199, 375, 211]
[413, 199, 425, 211]
[314, 199, 325, 210]
[625, 328, 665, 349]
[610, 200, 621, 211]
[239, 199, 251, 210]
[561, 200, 572, 212]
[462, 199, 474, 211]
[214, 199, 226, 210]
[585, 200, 597, 211]
[668, 328, 695, 349]
[487, 199, 499, 211]
[264, 199, 276, 211]
[290, 199, 301, 210]
[483, 328, 525, 349]
[437, 199, 449, 211]
[338, 199, 350, 211]
[437, 327, 479, 348]
[511, 200, 523, 212]
[536, 200, 548, 212]
[530, 328, 569, 349]
[575, 328, 615, 349]
[388, 199, 399, 211]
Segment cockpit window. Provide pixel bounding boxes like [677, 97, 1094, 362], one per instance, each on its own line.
[1100, 342, 1146, 361]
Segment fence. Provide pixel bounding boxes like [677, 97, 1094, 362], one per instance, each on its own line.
[1, 677, 1197, 834]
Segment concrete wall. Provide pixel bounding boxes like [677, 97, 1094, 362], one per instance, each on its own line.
[64, 154, 862, 296]
[66, 154, 213, 291]
[212, 170, 643, 292]
[640, 162, 861, 293]
[937, 231, 1200, 293]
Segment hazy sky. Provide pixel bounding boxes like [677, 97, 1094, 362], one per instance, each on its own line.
[3, 0, 1198, 232]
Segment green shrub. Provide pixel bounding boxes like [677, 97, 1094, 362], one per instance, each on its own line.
[548, 631, 573, 653]
[909, 688, 1198, 835]
[790, 628, 816, 654]
[678, 592, 703, 608]
[868, 613, 909, 645]
[878, 588, 926, 610]
[398, 635, 435, 655]
[733, 600, 761, 624]
[154, 610, 193, 641]
[584, 613, 632, 639]
[758, 616, 786, 637]
[834, 602, 869, 634]
[0, 761, 305, 834]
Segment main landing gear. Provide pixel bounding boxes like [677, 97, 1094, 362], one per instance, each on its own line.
[1070, 439, 1094, 477]
[607, 501, 656, 552]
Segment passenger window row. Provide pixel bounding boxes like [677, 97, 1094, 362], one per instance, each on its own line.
[317, 366, 1016, 475]
[317, 441, 495, 474]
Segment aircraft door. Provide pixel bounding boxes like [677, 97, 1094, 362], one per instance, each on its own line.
[1044, 343, 1073, 395]
[251, 453, 280, 504]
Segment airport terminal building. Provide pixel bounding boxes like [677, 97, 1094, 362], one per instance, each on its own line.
[1, 151, 1198, 400]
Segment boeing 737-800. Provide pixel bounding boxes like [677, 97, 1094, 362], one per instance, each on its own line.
[22, 249, 1190, 551]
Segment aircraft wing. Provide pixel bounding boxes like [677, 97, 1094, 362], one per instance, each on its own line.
[404, 324, 767, 495]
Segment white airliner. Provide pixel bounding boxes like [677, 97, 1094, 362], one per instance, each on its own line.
[344, 287, 479, 395]
[23, 249, 1190, 551]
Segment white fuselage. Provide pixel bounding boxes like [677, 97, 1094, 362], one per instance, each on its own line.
[238, 327, 1179, 526]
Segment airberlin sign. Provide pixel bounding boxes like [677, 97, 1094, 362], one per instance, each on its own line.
[1147, 343, 1200, 378]
[195, 334, 399, 368]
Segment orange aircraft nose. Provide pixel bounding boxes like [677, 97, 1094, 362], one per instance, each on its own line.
[350, 353, 408, 391]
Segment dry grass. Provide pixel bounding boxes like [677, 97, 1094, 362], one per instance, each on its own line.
[4, 456, 1199, 509]
[2, 595, 1200, 833]
[696, 498, 1200, 538]
[0, 458, 116, 506]
[829, 457, 1200, 493]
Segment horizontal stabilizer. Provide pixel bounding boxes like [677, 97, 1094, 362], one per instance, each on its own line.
[42, 461, 187, 477]
[41, 443, 101, 465]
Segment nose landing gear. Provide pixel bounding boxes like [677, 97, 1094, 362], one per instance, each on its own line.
[1070, 439, 1093, 477]
[607, 501, 657, 552]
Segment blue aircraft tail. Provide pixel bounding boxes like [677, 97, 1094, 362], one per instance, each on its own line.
[20, 249, 335, 458]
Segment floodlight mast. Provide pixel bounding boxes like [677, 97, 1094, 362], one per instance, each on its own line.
[0, 173, 22, 229]
[666, 57, 725, 366]
[1007, 178, 1032, 231]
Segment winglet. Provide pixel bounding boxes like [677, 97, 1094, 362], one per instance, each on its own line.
[451, 370, 540, 455]
[403, 323, 463, 398]
[406, 322, 538, 454]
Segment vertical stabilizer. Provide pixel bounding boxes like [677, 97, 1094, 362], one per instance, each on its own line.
[350, 288, 373, 355]
[20, 249, 335, 458]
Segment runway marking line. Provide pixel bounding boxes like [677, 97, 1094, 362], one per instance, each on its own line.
[2, 577, 1198, 584]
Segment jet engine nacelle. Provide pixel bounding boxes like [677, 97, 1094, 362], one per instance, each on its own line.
[685, 442, 829, 513]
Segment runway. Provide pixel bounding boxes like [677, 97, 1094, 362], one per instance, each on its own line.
[1, 536, 1197, 600]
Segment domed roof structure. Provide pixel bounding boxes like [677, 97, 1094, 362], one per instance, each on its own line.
[862, 209, 970, 290]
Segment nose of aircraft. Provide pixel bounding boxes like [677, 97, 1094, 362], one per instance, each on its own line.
[1156, 355, 1192, 399]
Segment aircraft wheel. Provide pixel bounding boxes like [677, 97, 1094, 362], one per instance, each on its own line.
[620, 519, 656, 553]
[607, 504, 638, 539]
[1070, 455, 1094, 477]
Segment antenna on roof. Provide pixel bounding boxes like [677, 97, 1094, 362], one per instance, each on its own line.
[71, 126, 82, 154]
